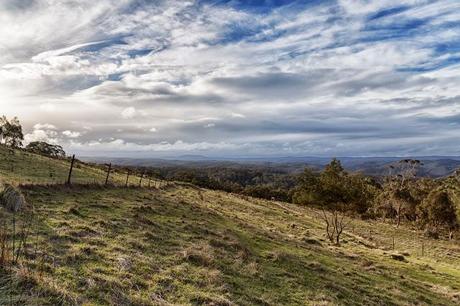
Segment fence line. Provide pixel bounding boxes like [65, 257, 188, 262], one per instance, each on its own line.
[0, 150, 172, 189]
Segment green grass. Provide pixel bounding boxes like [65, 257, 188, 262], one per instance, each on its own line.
[0, 145, 459, 305]
[0, 146, 160, 187]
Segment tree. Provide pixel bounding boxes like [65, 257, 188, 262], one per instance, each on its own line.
[345, 174, 377, 215]
[318, 158, 348, 206]
[293, 159, 367, 245]
[377, 159, 422, 226]
[26, 141, 66, 158]
[292, 167, 320, 205]
[0, 116, 24, 148]
[418, 189, 458, 238]
[293, 159, 375, 214]
[318, 159, 351, 245]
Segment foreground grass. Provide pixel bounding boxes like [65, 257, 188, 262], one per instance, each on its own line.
[0, 184, 457, 305]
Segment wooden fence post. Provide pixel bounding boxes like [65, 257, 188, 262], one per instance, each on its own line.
[105, 163, 112, 186]
[139, 172, 143, 187]
[125, 170, 130, 187]
[392, 236, 395, 250]
[148, 178, 151, 188]
[67, 154, 75, 185]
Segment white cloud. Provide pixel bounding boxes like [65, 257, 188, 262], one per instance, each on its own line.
[68, 138, 241, 153]
[33, 123, 57, 130]
[121, 107, 136, 119]
[39, 103, 57, 112]
[231, 113, 246, 118]
[62, 130, 81, 138]
[24, 129, 59, 144]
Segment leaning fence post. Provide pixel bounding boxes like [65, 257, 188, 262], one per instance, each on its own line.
[67, 154, 75, 185]
[105, 163, 112, 186]
[125, 170, 130, 187]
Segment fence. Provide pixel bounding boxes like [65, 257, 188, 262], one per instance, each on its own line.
[0, 149, 171, 189]
[0, 149, 174, 283]
[349, 223, 432, 257]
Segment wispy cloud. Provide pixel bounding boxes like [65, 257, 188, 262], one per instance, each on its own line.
[1, 0, 460, 157]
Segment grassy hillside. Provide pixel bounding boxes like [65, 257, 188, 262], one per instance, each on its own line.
[0, 146, 459, 305]
[0, 147, 158, 186]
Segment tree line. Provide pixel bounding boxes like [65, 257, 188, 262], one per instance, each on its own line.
[151, 165, 297, 202]
[147, 159, 460, 241]
[292, 158, 459, 241]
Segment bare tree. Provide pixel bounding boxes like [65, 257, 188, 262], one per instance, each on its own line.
[321, 208, 349, 245]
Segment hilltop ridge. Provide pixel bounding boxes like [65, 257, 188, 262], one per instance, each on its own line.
[82, 155, 460, 178]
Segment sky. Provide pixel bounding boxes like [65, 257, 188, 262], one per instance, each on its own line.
[1, 0, 460, 158]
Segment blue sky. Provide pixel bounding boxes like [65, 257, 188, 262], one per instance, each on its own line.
[1, 0, 460, 157]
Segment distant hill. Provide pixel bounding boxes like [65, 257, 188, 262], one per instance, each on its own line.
[81, 155, 460, 177]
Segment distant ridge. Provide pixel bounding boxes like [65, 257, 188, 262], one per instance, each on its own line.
[80, 155, 460, 178]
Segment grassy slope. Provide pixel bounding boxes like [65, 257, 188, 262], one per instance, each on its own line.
[0, 148, 158, 186]
[0, 147, 459, 305]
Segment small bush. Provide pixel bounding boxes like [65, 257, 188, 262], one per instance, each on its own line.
[424, 228, 439, 239]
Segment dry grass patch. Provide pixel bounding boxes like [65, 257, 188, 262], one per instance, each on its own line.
[181, 242, 215, 267]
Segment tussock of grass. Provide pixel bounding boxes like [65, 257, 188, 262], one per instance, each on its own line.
[181, 243, 215, 267]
